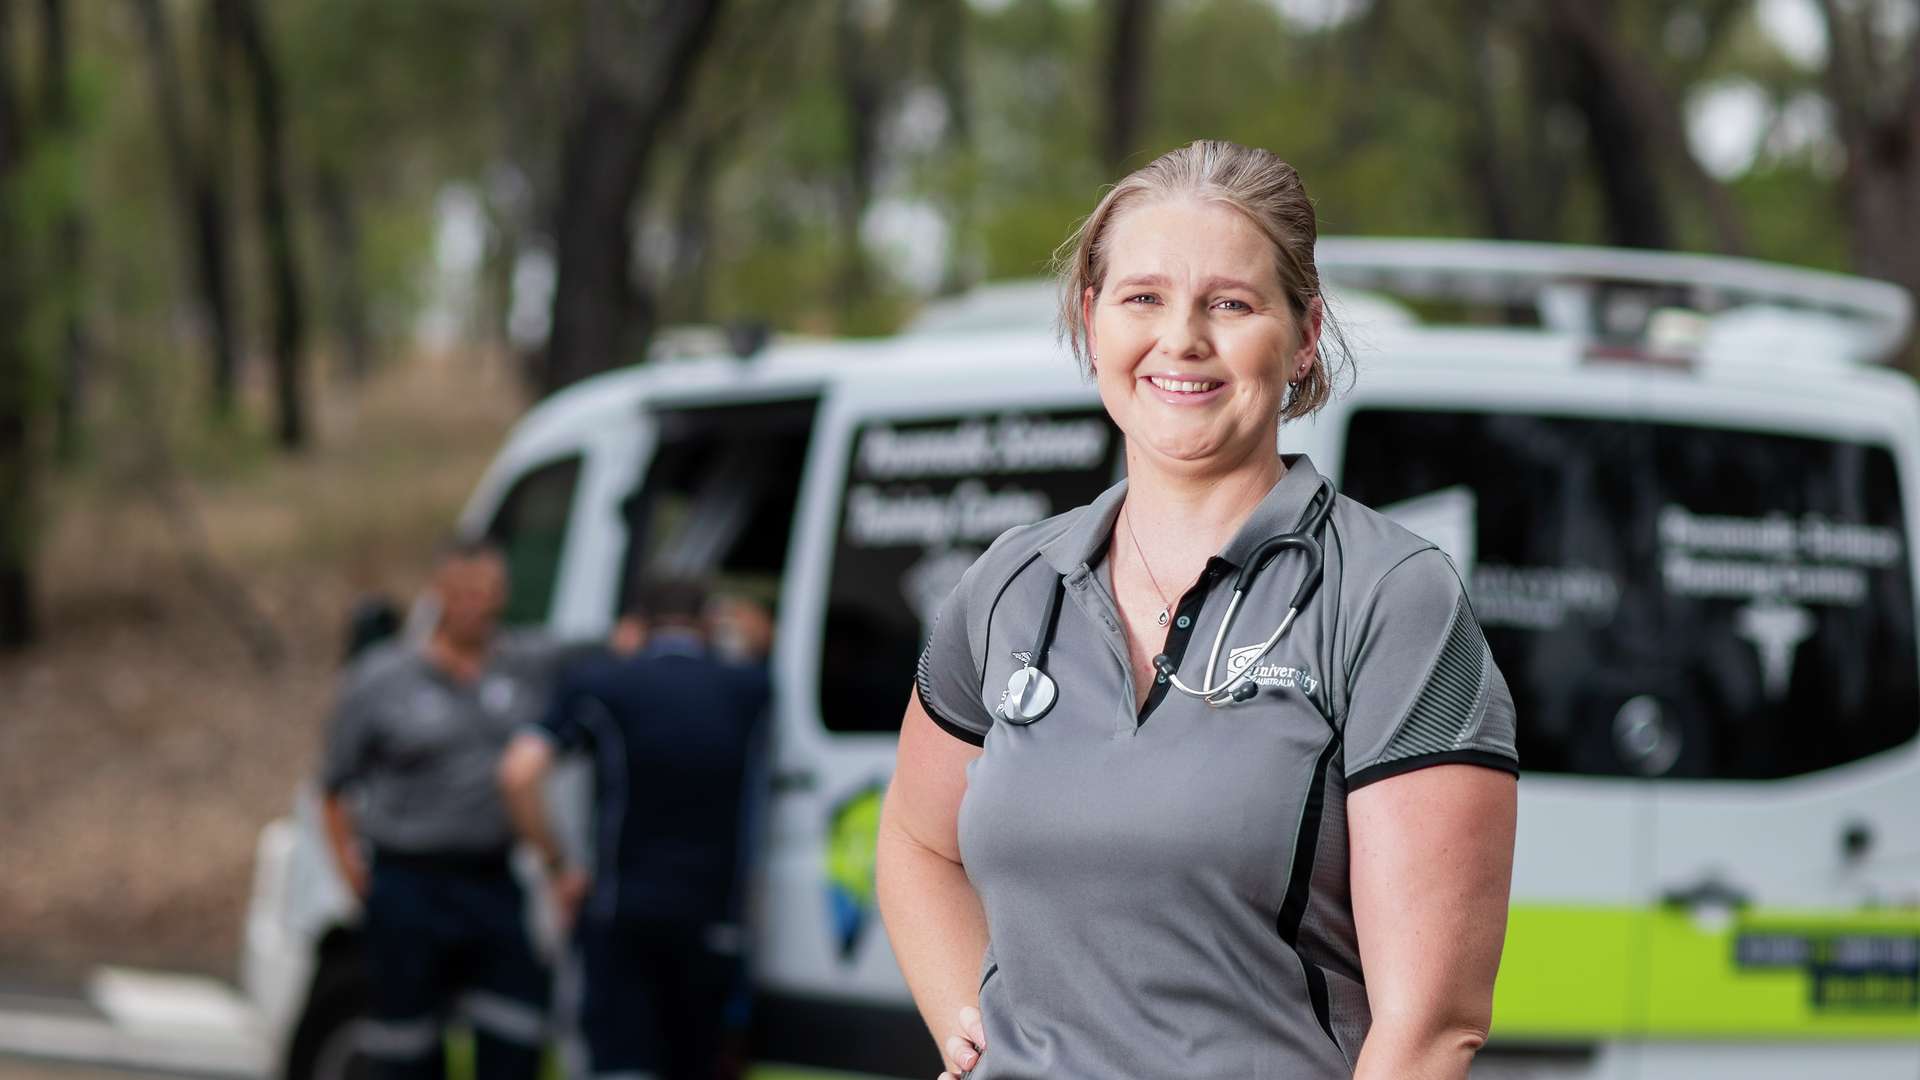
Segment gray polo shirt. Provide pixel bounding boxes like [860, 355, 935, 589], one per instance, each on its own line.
[321, 635, 557, 856]
[914, 455, 1517, 1079]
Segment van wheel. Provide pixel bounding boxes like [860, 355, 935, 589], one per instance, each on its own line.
[285, 955, 374, 1080]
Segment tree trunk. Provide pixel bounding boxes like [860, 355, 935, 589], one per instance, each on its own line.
[38, 0, 85, 462]
[1817, 0, 1920, 364]
[481, 0, 537, 354]
[659, 1, 803, 323]
[541, 0, 727, 395]
[133, 0, 241, 421]
[931, 0, 970, 143]
[1102, 0, 1152, 175]
[930, 0, 975, 294]
[0, 0, 37, 647]
[834, 0, 890, 320]
[315, 165, 372, 381]
[1547, 12, 1672, 249]
[1544, 0, 1747, 253]
[667, 134, 725, 323]
[217, 0, 306, 449]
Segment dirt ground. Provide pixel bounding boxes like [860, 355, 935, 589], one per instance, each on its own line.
[0, 1060, 179, 1080]
[0, 352, 527, 980]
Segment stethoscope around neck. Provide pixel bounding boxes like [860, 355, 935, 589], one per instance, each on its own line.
[1001, 479, 1336, 723]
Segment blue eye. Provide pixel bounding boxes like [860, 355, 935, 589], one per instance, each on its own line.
[1214, 298, 1251, 312]
[1124, 293, 1159, 305]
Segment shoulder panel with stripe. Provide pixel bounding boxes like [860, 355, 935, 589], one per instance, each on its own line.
[1327, 499, 1518, 787]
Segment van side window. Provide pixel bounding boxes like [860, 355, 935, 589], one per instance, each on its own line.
[818, 410, 1121, 734]
[485, 455, 584, 627]
[1340, 410, 1918, 780]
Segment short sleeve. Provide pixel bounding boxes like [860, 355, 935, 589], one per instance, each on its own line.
[915, 574, 997, 746]
[320, 661, 383, 794]
[1342, 549, 1518, 789]
[536, 662, 599, 753]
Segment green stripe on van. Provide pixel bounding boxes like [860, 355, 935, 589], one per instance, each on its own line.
[1494, 904, 1920, 1039]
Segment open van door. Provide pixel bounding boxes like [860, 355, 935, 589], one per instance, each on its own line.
[757, 361, 1115, 1075]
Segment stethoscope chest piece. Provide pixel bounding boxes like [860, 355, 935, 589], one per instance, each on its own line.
[1001, 665, 1057, 725]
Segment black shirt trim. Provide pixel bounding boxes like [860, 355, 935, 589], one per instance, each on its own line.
[1276, 732, 1345, 1052]
[923, 698, 987, 747]
[1136, 560, 1225, 727]
[1348, 749, 1518, 791]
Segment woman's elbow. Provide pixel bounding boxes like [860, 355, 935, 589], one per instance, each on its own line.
[1367, 1003, 1493, 1063]
[1438, 1017, 1490, 1056]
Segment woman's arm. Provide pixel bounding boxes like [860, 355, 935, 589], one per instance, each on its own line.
[877, 688, 990, 1076]
[1349, 763, 1517, 1080]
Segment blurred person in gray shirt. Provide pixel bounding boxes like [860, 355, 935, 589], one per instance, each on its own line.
[321, 540, 556, 1080]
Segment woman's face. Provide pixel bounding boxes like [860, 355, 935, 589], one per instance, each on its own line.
[1085, 197, 1318, 476]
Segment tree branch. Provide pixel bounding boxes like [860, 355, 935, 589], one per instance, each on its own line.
[1546, 0, 1747, 252]
[1103, 0, 1152, 174]
[1903, 10, 1920, 144]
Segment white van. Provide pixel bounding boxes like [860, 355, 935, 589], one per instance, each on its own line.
[243, 240, 1920, 1080]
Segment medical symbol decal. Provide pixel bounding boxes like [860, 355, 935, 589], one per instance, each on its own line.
[1225, 645, 1318, 695]
[825, 783, 885, 963]
[1734, 600, 1814, 703]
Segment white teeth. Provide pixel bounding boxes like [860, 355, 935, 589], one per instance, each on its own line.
[1149, 376, 1222, 393]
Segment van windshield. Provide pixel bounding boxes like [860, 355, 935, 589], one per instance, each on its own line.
[1340, 409, 1918, 780]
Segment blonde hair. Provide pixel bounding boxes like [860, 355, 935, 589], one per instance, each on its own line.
[1055, 139, 1348, 420]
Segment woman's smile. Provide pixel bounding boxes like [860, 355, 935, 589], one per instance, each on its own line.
[1142, 373, 1228, 403]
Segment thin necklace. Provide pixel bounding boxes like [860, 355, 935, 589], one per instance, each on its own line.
[1121, 505, 1174, 627]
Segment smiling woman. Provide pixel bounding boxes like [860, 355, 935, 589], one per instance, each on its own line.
[877, 140, 1519, 1080]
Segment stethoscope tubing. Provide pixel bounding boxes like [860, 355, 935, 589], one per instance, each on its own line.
[999, 478, 1336, 724]
[1166, 602, 1303, 706]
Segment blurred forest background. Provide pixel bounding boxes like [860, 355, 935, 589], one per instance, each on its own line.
[2, 0, 1919, 978]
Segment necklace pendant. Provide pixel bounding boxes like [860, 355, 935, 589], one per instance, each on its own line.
[1157, 609, 1170, 627]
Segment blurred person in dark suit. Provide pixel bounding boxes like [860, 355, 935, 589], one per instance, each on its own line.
[321, 541, 556, 1080]
[499, 578, 774, 1080]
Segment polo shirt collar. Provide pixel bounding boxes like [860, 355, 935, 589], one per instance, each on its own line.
[1218, 453, 1326, 570]
[644, 629, 707, 658]
[1040, 477, 1130, 574]
[1038, 453, 1325, 575]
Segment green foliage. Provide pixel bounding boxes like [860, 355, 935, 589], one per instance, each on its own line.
[15, 0, 1919, 420]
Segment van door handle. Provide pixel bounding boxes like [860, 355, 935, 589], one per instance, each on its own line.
[770, 768, 817, 794]
[1660, 875, 1752, 912]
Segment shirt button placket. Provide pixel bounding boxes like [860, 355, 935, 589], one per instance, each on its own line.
[1065, 565, 1133, 735]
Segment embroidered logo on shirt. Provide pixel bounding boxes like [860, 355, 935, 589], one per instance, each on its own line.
[480, 675, 518, 715]
[1226, 644, 1319, 695]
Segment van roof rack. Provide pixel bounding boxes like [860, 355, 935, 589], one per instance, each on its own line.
[1315, 237, 1915, 363]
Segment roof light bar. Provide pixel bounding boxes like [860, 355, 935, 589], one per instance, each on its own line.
[1315, 238, 1915, 364]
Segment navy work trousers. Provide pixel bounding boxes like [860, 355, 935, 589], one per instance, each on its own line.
[361, 853, 549, 1080]
[577, 916, 736, 1079]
